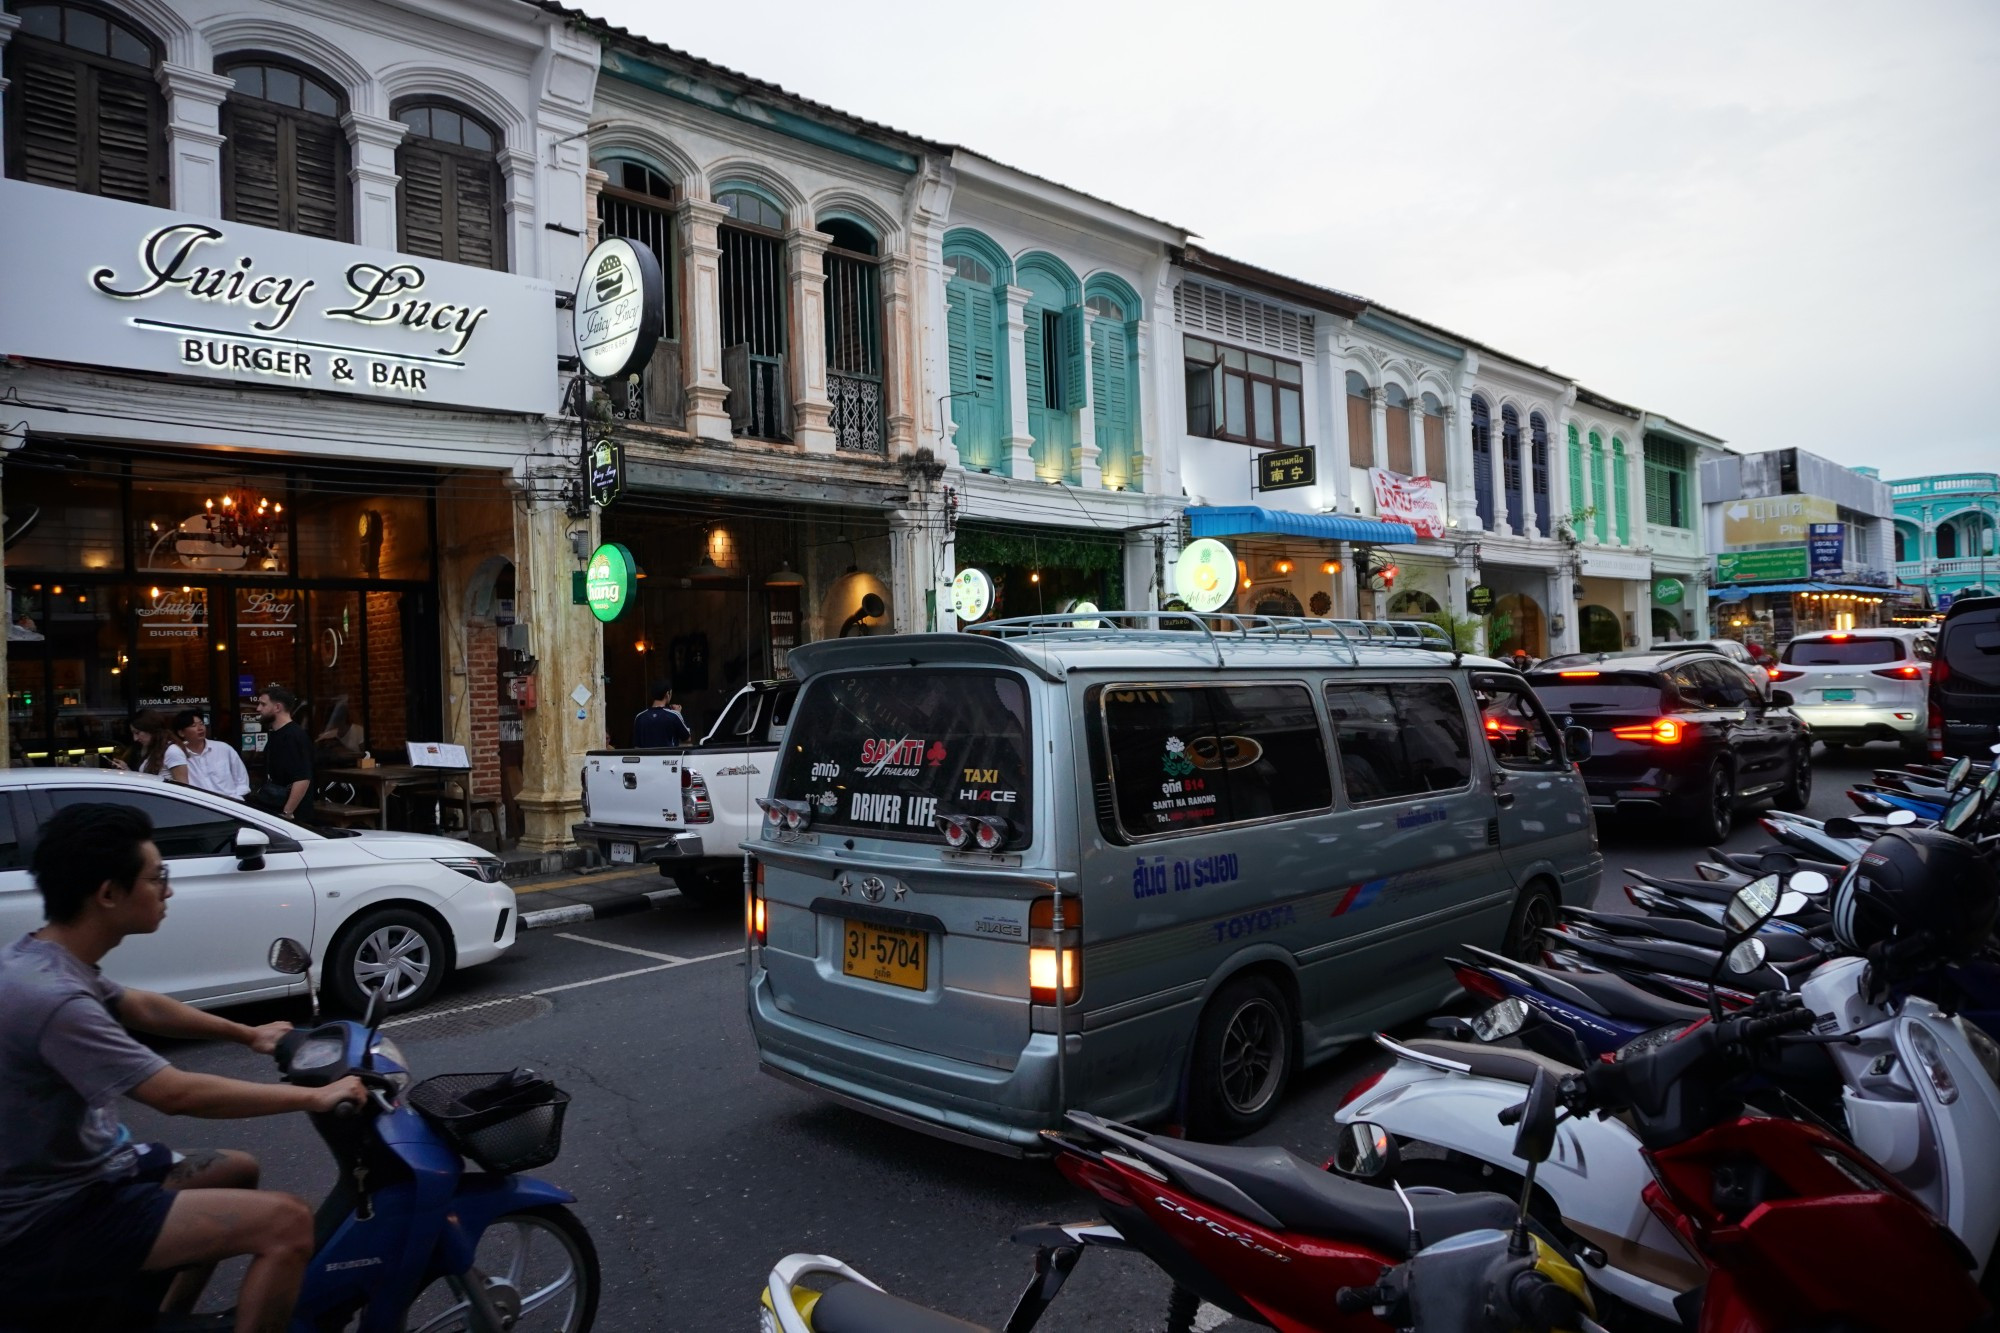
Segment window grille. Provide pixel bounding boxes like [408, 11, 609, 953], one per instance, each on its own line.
[1174, 281, 1315, 358]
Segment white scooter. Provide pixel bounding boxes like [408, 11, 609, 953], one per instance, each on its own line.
[1335, 877, 2000, 1324]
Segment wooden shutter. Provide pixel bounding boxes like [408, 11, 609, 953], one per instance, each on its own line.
[223, 100, 286, 230]
[13, 56, 82, 191]
[399, 144, 450, 260]
[451, 155, 502, 269]
[946, 282, 974, 397]
[1386, 405, 1413, 474]
[644, 338, 685, 428]
[948, 281, 999, 467]
[723, 344, 753, 435]
[1347, 393, 1374, 468]
[1423, 413, 1446, 483]
[93, 66, 157, 203]
[8, 46, 161, 203]
[292, 116, 343, 239]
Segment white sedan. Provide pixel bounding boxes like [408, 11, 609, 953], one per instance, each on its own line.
[0, 770, 516, 1014]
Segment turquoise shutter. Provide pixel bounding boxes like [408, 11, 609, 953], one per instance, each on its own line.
[1589, 436, 1608, 542]
[1612, 440, 1630, 542]
[1023, 307, 1046, 406]
[1061, 307, 1087, 415]
[1567, 425, 1583, 515]
[947, 280, 1000, 469]
[1092, 319, 1135, 487]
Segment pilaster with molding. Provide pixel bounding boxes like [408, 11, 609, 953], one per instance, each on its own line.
[157, 64, 232, 216]
[344, 112, 406, 250]
[676, 198, 733, 439]
[508, 472, 602, 852]
[880, 252, 916, 455]
[1001, 284, 1035, 479]
[785, 226, 835, 454]
[1074, 309, 1101, 489]
[497, 146, 537, 272]
[1369, 386, 1389, 471]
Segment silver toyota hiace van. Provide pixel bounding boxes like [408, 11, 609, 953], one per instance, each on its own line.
[747, 615, 1598, 1151]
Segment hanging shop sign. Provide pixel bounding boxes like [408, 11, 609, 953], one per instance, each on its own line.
[584, 542, 638, 622]
[1257, 448, 1315, 492]
[1721, 494, 1837, 547]
[1807, 522, 1845, 575]
[587, 438, 624, 509]
[0, 180, 556, 414]
[572, 237, 664, 382]
[1716, 546, 1809, 584]
[1466, 584, 1494, 615]
[1175, 538, 1237, 614]
[1067, 599, 1102, 629]
[951, 567, 993, 622]
[1653, 576, 1686, 606]
[1368, 469, 1445, 539]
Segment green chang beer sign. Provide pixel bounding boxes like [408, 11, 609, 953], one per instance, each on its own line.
[1715, 547, 1808, 584]
[584, 542, 637, 622]
[1653, 576, 1685, 606]
[1466, 583, 1494, 615]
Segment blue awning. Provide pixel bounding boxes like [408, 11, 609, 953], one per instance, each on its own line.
[1187, 506, 1419, 544]
[1708, 581, 1911, 599]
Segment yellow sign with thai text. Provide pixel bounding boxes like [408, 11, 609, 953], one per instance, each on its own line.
[1722, 494, 1836, 547]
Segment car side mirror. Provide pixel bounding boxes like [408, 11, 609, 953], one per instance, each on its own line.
[1770, 689, 1796, 708]
[235, 825, 269, 871]
[1561, 725, 1592, 763]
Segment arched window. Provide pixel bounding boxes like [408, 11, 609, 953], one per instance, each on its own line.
[395, 101, 504, 269]
[4, 2, 164, 203]
[1471, 395, 1494, 530]
[219, 57, 348, 239]
[1938, 524, 1958, 559]
[1580, 603, 1621, 653]
[1500, 405, 1522, 531]
[1893, 526, 1911, 563]
[714, 186, 788, 439]
[1384, 384, 1412, 475]
[1420, 392, 1446, 483]
[1016, 253, 1082, 482]
[1611, 438, 1630, 543]
[1588, 432, 1608, 542]
[1566, 422, 1584, 518]
[594, 160, 681, 426]
[820, 216, 882, 454]
[1085, 278, 1141, 491]
[1529, 412, 1550, 536]
[1346, 370, 1374, 469]
[943, 230, 1009, 471]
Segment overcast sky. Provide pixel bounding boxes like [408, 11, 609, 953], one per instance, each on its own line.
[582, 0, 1999, 479]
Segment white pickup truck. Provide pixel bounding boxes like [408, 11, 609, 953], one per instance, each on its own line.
[572, 679, 797, 907]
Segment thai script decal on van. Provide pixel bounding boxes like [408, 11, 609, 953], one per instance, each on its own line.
[1395, 807, 1447, 830]
[810, 760, 842, 779]
[1132, 853, 1240, 898]
[847, 791, 940, 829]
[859, 738, 947, 778]
[1212, 904, 1297, 943]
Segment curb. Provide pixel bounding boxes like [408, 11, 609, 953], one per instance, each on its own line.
[519, 886, 681, 932]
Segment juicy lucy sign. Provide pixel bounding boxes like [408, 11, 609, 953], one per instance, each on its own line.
[0, 179, 556, 415]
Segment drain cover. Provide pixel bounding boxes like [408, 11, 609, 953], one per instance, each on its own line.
[384, 993, 553, 1042]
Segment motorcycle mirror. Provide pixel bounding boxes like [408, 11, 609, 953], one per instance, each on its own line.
[1885, 809, 1919, 827]
[1725, 875, 1783, 932]
[1332, 1122, 1400, 1180]
[1757, 850, 1800, 876]
[1511, 1068, 1561, 1168]
[1789, 869, 1831, 898]
[1725, 938, 1769, 975]
[1948, 757, 1972, 789]
[1472, 998, 1531, 1043]
[1983, 770, 1999, 796]
[1944, 790, 1981, 835]
[1773, 890, 1810, 918]
[1425, 1015, 1478, 1041]
[1822, 816, 1864, 839]
[267, 938, 311, 975]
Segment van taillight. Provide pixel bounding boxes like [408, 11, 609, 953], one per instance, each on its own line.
[1029, 895, 1081, 1004]
[748, 890, 766, 946]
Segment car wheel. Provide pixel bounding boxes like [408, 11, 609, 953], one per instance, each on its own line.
[1188, 974, 1295, 1139]
[1773, 746, 1813, 811]
[1502, 882, 1560, 962]
[328, 907, 448, 1016]
[1682, 760, 1735, 843]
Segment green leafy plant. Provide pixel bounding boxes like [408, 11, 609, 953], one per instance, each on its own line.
[1424, 607, 1487, 652]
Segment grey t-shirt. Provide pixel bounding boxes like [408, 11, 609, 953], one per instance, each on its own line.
[0, 934, 169, 1247]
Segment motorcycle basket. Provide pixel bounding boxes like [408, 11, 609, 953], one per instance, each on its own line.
[407, 1071, 570, 1174]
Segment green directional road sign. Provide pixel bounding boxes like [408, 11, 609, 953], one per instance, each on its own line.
[1715, 547, 1808, 584]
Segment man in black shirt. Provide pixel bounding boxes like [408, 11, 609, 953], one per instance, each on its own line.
[632, 682, 692, 748]
[256, 685, 315, 818]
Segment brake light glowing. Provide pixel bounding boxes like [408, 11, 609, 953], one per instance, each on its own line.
[1611, 719, 1684, 744]
[1029, 894, 1082, 1003]
[1769, 669, 1804, 682]
[1828, 633, 1851, 641]
[748, 892, 766, 945]
[1558, 671, 1600, 678]
[1872, 665, 1922, 679]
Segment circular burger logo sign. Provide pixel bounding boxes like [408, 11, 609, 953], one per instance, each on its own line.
[572, 238, 664, 382]
[1175, 538, 1236, 614]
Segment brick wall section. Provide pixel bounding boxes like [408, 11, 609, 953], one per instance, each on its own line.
[366, 592, 407, 751]
[467, 627, 501, 799]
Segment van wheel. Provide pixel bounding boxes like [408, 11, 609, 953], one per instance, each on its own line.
[1502, 883, 1560, 962]
[1773, 745, 1813, 811]
[1188, 975, 1295, 1139]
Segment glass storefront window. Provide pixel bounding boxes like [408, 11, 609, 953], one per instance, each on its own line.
[296, 489, 432, 581]
[8, 462, 123, 574]
[131, 583, 216, 722]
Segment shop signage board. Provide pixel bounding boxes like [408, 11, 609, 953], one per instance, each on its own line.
[572, 237, 664, 382]
[1721, 494, 1837, 547]
[587, 438, 624, 509]
[584, 542, 637, 622]
[1653, 576, 1686, 606]
[1466, 584, 1494, 615]
[1368, 468, 1445, 538]
[950, 568, 993, 622]
[1716, 546, 1808, 583]
[0, 179, 556, 415]
[1175, 538, 1237, 613]
[1257, 448, 1315, 492]
[1808, 522, 1845, 575]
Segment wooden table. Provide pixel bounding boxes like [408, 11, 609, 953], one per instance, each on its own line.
[320, 765, 472, 834]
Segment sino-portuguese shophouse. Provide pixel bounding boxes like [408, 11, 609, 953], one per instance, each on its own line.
[0, 0, 604, 851]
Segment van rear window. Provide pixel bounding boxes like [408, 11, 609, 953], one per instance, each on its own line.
[772, 671, 1033, 844]
[1782, 637, 1903, 666]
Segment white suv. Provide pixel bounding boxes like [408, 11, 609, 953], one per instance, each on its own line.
[0, 771, 516, 1014]
[1771, 629, 1936, 756]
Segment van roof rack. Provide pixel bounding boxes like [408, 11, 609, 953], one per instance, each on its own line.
[965, 611, 1454, 670]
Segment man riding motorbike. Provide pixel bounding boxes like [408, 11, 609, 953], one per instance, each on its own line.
[0, 803, 364, 1333]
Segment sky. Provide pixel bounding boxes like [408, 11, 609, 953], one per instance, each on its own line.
[579, 0, 2000, 479]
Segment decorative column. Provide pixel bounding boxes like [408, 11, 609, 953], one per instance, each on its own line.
[1319, 330, 1350, 513]
[1075, 309, 1101, 489]
[1447, 398, 1477, 531]
[676, 198, 733, 440]
[157, 64, 233, 216]
[1488, 414, 1510, 536]
[1409, 398, 1427, 477]
[343, 113, 405, 250]
[1001, 284, 1035, 480]
[1128, 311, 1153, 492]
[508, 472, 602, 852]
[785, 226, 835, 454]
[879, 252, 917, 455]
[1369, 386, 1389, 471]
[582, 166, 608, 248]
[1551, 413, 1573, 534]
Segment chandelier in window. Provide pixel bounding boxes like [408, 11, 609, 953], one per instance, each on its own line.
[148, 489, 285, 572]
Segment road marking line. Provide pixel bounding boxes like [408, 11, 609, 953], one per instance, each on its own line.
[532, 962, 683, 995]
[554, 932, 685, 963]
[383, 946, 740, 1026]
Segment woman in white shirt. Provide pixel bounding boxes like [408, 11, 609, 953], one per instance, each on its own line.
[164, 709, 252, 800]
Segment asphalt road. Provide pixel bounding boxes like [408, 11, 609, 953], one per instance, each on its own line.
[123, 744, 1886, 1332]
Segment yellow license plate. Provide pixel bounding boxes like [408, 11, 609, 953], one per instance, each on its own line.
[841, 920, 928, 990]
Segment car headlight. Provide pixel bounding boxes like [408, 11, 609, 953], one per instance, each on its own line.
[438, 857, 506, 883]
[290, 1035, 346, 1073]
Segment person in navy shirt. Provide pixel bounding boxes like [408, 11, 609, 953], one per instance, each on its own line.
[632, 682, 692, 748]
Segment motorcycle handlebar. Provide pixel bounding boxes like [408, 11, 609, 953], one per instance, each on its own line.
[1507, 1270, 1585, 1333]
[1733, 1004, 1820, 1044]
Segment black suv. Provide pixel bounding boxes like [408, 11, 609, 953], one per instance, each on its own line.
[1931, 595, 2000, 759]
[1529, 648, 1812, 842]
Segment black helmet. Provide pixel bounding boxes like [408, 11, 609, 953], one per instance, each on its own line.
[1833, 828, 1999, 963]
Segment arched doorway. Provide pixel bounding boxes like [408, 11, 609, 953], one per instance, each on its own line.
[1388, 589, 1442, 618]
[1580, 604, 1621, 653]
[1489, 593, 1546, 658]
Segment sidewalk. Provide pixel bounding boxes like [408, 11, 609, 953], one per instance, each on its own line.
[506, 862, 683, 929]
